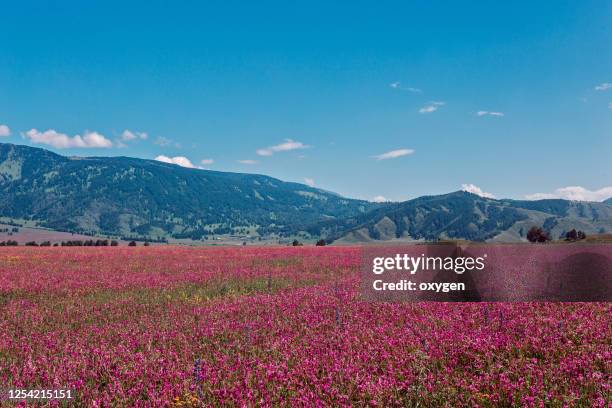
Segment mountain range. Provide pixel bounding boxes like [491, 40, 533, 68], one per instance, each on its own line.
[1, 142, 611, 243]
[322, 192, 612, 243]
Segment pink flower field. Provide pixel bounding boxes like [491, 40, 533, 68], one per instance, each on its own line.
[0, 246, 610, 407]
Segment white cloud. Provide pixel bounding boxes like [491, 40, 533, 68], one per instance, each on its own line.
[256, 139, 309, 156]
[303, 177, 315, 187]
[419, 101, 445, 114]
[389, 82, 422, 93]
[609, 102, 612, 109]
[461, 183, 495, 199]
[594, 82, 612, 91]
[0, 125, 10, 137]
[81, 131, 111, 148]
[373, 148, 414, 160]
[372, 195, 388, 203]
[525, 186, 612, 202]
[154, 155, 197, 168]
[121, 129, 148, 141]
[25, 129, 112, 149]
[476, 111, 504, 117]
[238, 159, 258, 164]
[200, 158, 214, 165]
[121, 130, 137, 141]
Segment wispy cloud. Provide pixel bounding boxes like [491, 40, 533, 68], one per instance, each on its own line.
[418, 101, 445, 114]
[373, 148, 415, 160]
[24, 129, 112, 149]
[256, 139, 309, 156]
[200, 158, 214, 165]
[0, 124, 10, 137]
[238, 159, 258, 165]
[121, 129, 148, 141]
[154, 155, 197, 169]
[115, 130, 148, 148]
[525, 186, 612, 202]
[476, 111, 504, 117]
[461, 183, 495, 199]
[389, 82, 422, 93]
[154, 136, 180, 148]
[372, 195, 388, 203]
[303, 177, 315, 187]
[594, 82, 612, 91]
[609, 102, 612, 109]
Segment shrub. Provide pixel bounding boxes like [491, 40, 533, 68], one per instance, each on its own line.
[527, 226, 550, 243]
[565, 229, 587, 241]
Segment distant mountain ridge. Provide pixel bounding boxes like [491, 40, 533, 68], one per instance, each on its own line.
[1, 142, 611, 243]
[0, 143, 376, 239]
[321, 191, 612, 243]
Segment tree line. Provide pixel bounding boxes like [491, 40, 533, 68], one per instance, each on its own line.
[0, 240, 153, 247]
[526, 226, 587, 243]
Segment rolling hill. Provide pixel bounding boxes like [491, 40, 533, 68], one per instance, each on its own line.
[0, 143, 376, 239]
[317, 191, 612, 243]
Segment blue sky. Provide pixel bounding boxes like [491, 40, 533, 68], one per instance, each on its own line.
[1, 1, 611, 202]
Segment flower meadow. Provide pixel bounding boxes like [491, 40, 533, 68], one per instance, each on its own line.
[0, 246, 610, 407]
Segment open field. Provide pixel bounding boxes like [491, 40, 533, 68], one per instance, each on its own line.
[0, 224, 119, 246]
[0, 223, 300, 247]
[0, 246, 610, 407]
